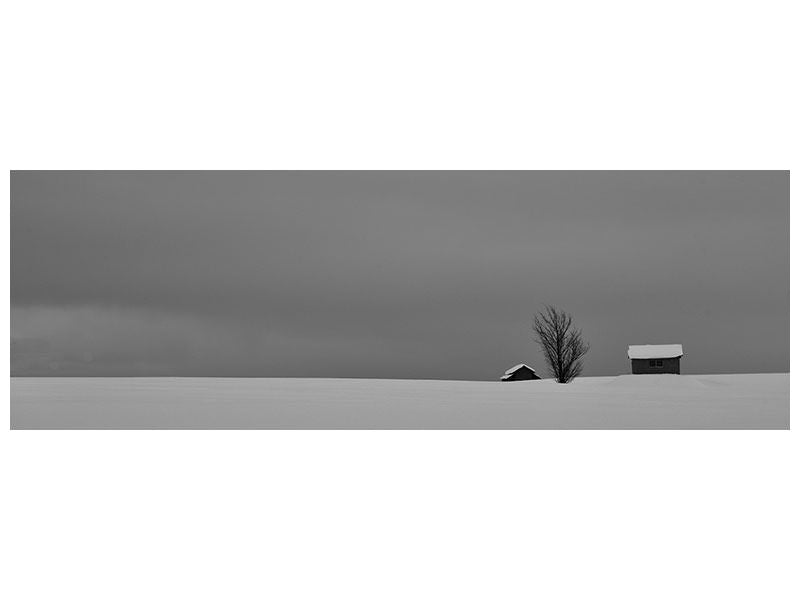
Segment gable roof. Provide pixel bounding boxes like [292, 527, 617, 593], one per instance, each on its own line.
[627, 344, 683, 359]
[503, 363, 536, 375]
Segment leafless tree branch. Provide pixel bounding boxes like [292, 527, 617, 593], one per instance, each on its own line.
[532, 305, 590, 383]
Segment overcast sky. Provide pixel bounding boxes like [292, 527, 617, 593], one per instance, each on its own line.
[10, 171, 788, 379]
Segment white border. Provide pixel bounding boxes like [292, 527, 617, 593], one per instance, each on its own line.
[2, 2, 797, 599]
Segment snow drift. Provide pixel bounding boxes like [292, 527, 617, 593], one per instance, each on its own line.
[10, 373, 788, 429]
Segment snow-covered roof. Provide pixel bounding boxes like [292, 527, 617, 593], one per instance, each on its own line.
[504, 363, 536, 376]
[627, 344, 683, 359]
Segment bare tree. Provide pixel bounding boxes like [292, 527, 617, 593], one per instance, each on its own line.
[532, 305, 590, 383]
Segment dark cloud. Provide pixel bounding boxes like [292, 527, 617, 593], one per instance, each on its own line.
[10, 171, 789, 378]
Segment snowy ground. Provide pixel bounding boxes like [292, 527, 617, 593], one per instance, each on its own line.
[10, 373, 788, 429]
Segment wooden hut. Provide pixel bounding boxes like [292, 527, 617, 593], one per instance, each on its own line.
[501, 364, 541, 382]
[627, 344, 683, 374]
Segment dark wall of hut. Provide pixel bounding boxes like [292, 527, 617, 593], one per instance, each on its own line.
[503, 367, 541, 381]
[631, 357, 680, 374]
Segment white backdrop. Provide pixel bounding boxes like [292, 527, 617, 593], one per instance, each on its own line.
[2, 1, 797, 599]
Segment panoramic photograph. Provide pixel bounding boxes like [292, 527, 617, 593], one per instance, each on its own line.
[10, 170, 789, 429]
[6, 5, 796, 600]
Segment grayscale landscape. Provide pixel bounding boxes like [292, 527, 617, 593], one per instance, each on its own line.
[10, 171, 789, 429]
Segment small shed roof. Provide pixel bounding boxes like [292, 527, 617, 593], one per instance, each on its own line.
[503, 363, 536, 376]
[627, 344, 683, 359]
